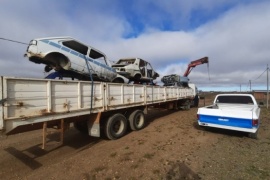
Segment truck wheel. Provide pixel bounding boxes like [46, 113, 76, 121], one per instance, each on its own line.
[128, 110, 145, 131]
[74, 121, 88, 135]
[248, 132, 257, 139]
[104, 113, 127, 140]
[185, 104, 191, 110]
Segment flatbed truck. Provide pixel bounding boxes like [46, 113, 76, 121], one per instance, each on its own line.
[0, 76, 194, 148]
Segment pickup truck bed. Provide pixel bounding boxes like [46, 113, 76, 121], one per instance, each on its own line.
[197, 94, 260, 137]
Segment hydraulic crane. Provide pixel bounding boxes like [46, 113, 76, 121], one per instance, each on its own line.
[161, 56, 209, 87]
[183, 57, 209, 77]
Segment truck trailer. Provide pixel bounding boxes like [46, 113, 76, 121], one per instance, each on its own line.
[0, 76, 194, 148]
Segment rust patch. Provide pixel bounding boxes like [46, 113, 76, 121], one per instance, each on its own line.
[40, 109, 47, 115]
[63, 103, 68, 108]
[17, 102, 24, 107]
[40, 109, 56, 115]
[27, 52, 44, 58]
[94, 97, 102, 101]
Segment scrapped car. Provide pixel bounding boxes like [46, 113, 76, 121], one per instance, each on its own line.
[24, 37, 122, 82]
[161, 74, 189, 87]
[112, 58, 159, 82]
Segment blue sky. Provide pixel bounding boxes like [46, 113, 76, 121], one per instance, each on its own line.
[0, 0, 269, 91]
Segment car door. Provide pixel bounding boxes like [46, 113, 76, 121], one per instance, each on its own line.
[88, 49, 117, 82]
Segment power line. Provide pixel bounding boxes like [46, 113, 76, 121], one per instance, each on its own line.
[0, 37, 28, 45]
[253, 68, 267, 81]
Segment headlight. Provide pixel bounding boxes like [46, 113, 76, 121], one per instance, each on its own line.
[30, 40, 37, 45]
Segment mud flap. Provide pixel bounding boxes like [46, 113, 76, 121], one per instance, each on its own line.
[88, 123, 100, 137]
[87, 112, 101, 137]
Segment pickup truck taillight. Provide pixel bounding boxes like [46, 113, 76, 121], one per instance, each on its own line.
[252, 119, 258, 126]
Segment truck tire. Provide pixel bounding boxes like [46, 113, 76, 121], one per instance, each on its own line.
[104, 113, 127, 140]
[74, 121, 88, 135]
[185, 104, 191, 110]
[128, 110, 145, 131]
[248, 132, 257, 139]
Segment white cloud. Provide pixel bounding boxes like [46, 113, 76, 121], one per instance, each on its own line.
[103, 1, 270, 89]
[0, 0, 269, 91]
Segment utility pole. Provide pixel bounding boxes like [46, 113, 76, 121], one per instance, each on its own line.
[267, 64, 269, 109]
[249, 80, 251, 92]
[240, 84, 241, 92]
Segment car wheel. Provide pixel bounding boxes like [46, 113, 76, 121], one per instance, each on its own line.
[248, 132, 257, 139]
[134, 74, 141, 80]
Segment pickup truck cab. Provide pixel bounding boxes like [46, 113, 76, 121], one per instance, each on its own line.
[24, 37, 123, 82]
[197, 94, 260, 138]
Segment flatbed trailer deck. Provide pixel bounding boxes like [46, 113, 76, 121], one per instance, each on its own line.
[0, 76, 194, 148]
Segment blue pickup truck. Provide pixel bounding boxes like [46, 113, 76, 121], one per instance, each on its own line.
[197, 94, 260, 138]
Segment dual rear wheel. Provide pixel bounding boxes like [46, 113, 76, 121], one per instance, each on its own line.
[104, 110, 145, 140]
[128, 110, 145, 131]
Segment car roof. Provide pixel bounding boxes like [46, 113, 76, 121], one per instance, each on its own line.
[32, 36, 106, 57]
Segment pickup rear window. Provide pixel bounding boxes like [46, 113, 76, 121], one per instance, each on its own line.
[216, 95, 254, 104]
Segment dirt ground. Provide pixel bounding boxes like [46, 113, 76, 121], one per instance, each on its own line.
[0, 94, 270, 179]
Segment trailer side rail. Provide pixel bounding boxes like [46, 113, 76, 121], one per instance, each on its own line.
[1, 77, 194, 133]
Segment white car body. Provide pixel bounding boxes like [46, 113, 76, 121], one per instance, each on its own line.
[112, 58, 159, 82]
[25, 37, 119, 82]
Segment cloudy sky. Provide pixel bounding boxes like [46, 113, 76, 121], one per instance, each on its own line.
[0, 0, 269, 91]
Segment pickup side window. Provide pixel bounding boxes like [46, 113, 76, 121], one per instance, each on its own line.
[62, 40, 88, 55]
[216, 96, 254, 104]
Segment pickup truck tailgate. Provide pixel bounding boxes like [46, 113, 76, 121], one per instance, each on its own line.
[198, 107, 257, 129]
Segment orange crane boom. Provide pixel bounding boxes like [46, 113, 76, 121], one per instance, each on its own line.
[183, 57, 209, 77]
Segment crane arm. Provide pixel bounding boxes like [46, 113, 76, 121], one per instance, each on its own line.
[183, 57, 209, 77]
